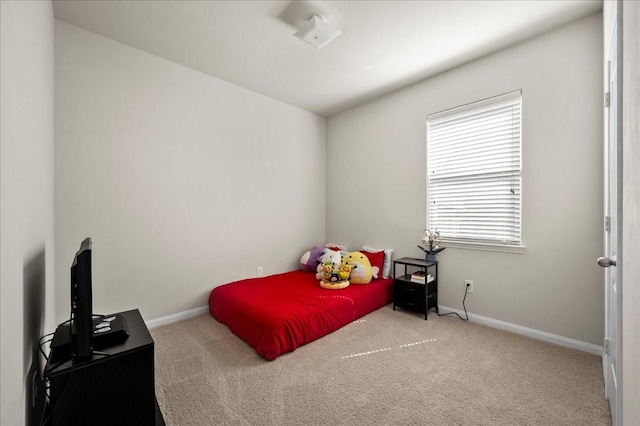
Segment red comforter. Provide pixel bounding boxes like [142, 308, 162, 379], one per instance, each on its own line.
[209, 270, 393, 360]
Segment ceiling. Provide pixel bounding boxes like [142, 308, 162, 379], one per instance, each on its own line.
[52, 0, 602, 117]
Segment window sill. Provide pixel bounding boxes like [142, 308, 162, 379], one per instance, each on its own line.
[442, 240, 526, 254]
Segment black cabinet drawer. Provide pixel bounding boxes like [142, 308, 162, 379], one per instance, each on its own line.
[393, 281, 426, 310]
[396, 298, 423, 311]
[395, 281, 425, 293]
[427, 281, 436, 296]
[426, 292, 437, 309]
[398, 287, 425, 303]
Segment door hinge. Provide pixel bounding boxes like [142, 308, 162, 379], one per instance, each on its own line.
[605, 92, 610, 108]
[604, 338, 610, 355]
[605, 216, 611, 232]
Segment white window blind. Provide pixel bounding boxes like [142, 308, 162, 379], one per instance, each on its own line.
[427, 90, 522, 246]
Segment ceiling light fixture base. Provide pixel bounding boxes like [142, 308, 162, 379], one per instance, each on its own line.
[294, 15, 341, 49]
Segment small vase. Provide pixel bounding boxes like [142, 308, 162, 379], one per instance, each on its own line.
[426, 254, 436, 262]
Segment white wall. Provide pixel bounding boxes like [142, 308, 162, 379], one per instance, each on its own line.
[621, 1, 640, 423]
[54, 21, 326, 323]
[0, 1, 56, 425]
[326, 13, 604, 345]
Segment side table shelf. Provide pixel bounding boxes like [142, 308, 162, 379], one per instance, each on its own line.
[392, 257, 438, 320]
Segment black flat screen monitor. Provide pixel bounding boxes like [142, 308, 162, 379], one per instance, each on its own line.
[71, 237, 93, 360]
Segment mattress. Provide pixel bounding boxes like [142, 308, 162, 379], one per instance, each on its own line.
[209, 270, 393, 360]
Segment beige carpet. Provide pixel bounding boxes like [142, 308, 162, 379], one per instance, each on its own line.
[151, 306, 611, 426]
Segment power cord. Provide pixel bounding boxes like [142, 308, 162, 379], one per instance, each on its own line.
[38, 333, 54, 362]
[40, 361, 75, 426]
[40, 313, 76, 426]
[437, 283, 470, 321]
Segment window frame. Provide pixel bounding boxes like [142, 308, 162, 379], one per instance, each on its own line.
[426, 90, 526, 254]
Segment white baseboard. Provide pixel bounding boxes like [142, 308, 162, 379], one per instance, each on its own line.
[146, 304, 603, 356]
[438, 305, 604, 356]
[145, 305, 209, 329]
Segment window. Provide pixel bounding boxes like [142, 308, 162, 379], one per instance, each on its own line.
[426, 90, 523, 250]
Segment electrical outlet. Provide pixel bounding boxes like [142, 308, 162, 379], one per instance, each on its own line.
[465, 279, 474, 293]
[257, 266, 264, 277]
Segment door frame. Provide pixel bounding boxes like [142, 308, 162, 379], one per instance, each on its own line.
[603, 1, 623, 424]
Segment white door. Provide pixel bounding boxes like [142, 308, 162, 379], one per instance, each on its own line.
[600, 12, 622, 425]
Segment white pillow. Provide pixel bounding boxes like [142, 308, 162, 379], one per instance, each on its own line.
[362, 246, 394, 279]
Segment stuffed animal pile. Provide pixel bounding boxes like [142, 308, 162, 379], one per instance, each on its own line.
[300, 244, 378, 289]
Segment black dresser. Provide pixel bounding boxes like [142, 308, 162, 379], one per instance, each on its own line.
[43, 309, 164, 425]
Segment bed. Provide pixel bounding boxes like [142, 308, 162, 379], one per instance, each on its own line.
[209, 270, 393, 360]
